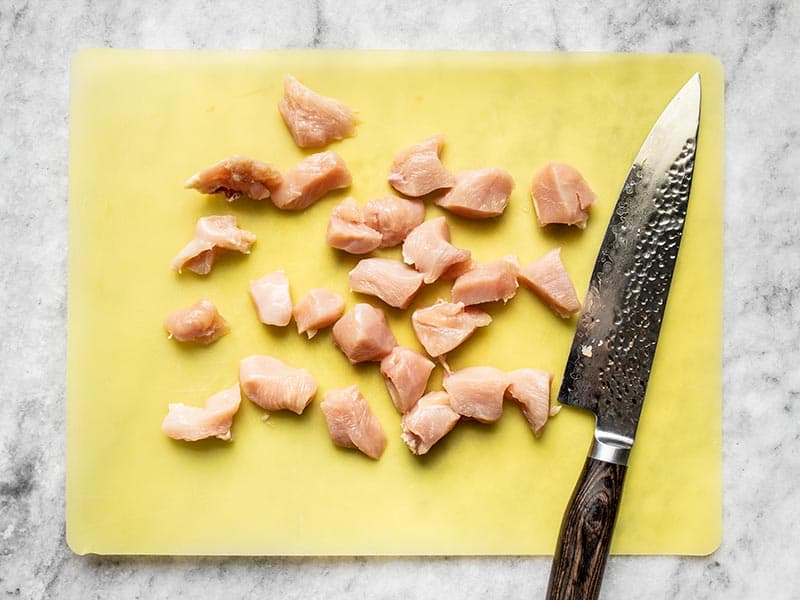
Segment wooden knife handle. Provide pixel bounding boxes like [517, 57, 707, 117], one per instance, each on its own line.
[545, 456, 627, 600]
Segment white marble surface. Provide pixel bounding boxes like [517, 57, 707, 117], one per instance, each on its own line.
[1, 0, 798, 598]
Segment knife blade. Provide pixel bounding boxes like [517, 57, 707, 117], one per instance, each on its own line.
[545, 73, 702, 600]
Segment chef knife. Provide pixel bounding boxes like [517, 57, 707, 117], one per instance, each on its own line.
[545, 73, 702, 600]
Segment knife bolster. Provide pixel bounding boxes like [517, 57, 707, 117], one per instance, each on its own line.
[589, 436, 631, 466]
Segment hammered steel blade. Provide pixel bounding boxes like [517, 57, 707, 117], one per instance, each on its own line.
[558, 74, 701, 447]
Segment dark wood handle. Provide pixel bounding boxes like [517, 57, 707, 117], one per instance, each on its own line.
[546, 456, 627, 600]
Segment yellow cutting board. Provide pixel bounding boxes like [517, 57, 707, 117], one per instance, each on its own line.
[67, 50, 722, 556]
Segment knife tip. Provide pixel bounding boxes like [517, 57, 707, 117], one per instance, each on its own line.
[675, 73, 702, 112]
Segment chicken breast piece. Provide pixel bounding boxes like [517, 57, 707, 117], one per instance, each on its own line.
[380, 346, 436, 413]
[505, 368, 557, 437]
[239, 355, 317, 414]
[443, 367, 509, 423]
[325, 197, 383, 254]
[451, 255, 520, 306]
[387, 135, 455, 197]
[171, 215, 256, 275]
[402, 217, 471, 284]
[439, 257, 477, 281]
[401, 391, 460, 455]
[530, 162, 597, 228]
[332, 303, 398, 363]
[161, 384, 241, 442]
[349, 258, 425, 309]
[278, 74, 357, 148]
[184, 155, 282, 202]
[363, 195, 426, 247]
[271, 151, 352, 210]
[163, 299, 230, 344]
[249, 270, 292, 327]
[320, 385, 387, 459]
[518, 248, 581, 318]
[411, 300, 491, 357]
[172, 244, 225, 276]
[293, 288, 345, 338]
[436, 168, 514, 219]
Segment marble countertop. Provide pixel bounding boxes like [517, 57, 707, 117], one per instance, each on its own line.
[1, 1, 798, 598]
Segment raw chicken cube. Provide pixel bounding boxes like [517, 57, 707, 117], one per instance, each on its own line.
[518, 248, 581, 318]
[173, 245, 224, 276]
[505, 368, 558, 437]
[443, 367, 509, 423]
[402, 217, 471, 284]
[189, 215, 254, 250]
[249, 270, 292, 327]
[325, 197, 382, 254]
[327, 195, 424, 253]
[332, 303, 398, 363]
[171, 215, 256, 275]
[439, 257, 477, 281]
[163, 299, 230, 345]
[411, 300, 491, 357]
[436, 168, 514, 219]
[270, 151, 351, 210]
[184, 155, 282, 202]
[380, 346, 435, 413]
[349, 258, 425, 309]
[293, 288, 345, 338]
[320, 385, 387, 459]
[530, 162, 597, 228]
[363, 195, 426, 247]
[451, 255, 520, 305]
[161, 384, 241, 442]
[401, 391, 460, 455]
[239, 355, 317, 414]
[278, 74, 357, 148]
[387, 135, 454, 197]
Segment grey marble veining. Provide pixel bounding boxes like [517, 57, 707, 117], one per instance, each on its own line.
[1, 0, 798, 598]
